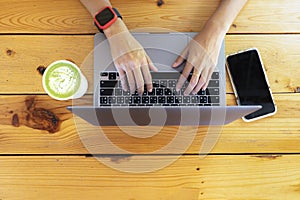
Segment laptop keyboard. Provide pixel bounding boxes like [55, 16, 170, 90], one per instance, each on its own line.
[99, 71, 220, 107]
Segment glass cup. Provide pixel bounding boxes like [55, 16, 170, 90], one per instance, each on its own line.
[42, 60, 88, 101]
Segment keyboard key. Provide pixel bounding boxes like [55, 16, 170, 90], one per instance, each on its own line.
[100, 97, 108, 104]
[206, 88, 219, 95]
[109, 72, 117, 80]
[142, 90, 148, 96]
[171, 88, 178, 95]
[200, 96, 208, 103]
[208, 80, 219, 87]
[100, 80, 118, 88]
[168, 80, 177, 88]
[153, 81, 159, 86]
[211, 72, 219, 80]
[100, 89, 114, 96]
[107, 97, 116, 104]
[150, 97, 158, 103]
[118, 81, 122, 88]
[156, 88, 164, 96]
[148, 90, 155, 95]
[175, 96, 182, 103]
[125, 97, 132, 104]
[164, 88, 173, 95]
[117, 97, 125, 104]
[132, 91, 139, 96]
[123, 90, 130, 96]
[158, 97, 166, 103]
[115, 89, 123, 96]
[167, 96, 175, 103]
[208, 96, 220, 103]
[191, 96, 199, 103]
[142, 97, 150, 104]
[197, 90, 206, 96]
[159, 80, 167, 87]
[183, 96, 191, 103]
[100, 72, 108, 77]
[133, 96, 141, 104]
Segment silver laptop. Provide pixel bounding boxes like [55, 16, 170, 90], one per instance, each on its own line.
[68, 32, 260, 126]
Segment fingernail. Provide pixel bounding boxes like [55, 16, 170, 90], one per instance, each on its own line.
[149, 89, 152, 92]
[172, 63, 177, 67]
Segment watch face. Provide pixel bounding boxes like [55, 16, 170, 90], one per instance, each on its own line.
[95, 7, 115, 26]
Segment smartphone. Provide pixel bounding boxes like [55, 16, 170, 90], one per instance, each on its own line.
[226, 48, 277, 122]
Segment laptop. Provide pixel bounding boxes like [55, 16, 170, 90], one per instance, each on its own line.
[68, 32, 261, 126]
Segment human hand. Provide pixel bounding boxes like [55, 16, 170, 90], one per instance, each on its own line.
[104, 19, 157, 95]
[172, 24, 224, 95]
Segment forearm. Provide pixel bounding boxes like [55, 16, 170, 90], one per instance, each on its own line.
[204, 0, 248, 35]
[80, 0, 111, 16]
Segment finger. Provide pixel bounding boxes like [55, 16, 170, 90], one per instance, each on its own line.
[117, 68, 128, 92]
[176, 61, 193, 92]
[202, 67, 215, 91]
[192, 68, 209, 95]
[125, 67, 136, 94]
[132, 65, 145, 95]
[185, 68, 201, 95]
[141, 59, 153, 92]
[146, 55, 158, 72]
[172, 46, 188, 68]
[190, 55, 208, 93]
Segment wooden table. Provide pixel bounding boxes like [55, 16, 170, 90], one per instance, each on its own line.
[1, 0, 300, 199]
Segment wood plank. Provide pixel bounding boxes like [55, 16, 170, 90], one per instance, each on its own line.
[0, 35, 94, 94]
[0, 94, 299, 154]
[0, 0, 299, 34]
[1, 35, 300, 94]
[1, 155, 300, 199]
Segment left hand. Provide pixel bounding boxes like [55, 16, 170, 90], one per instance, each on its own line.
[172, 24, 224, 95]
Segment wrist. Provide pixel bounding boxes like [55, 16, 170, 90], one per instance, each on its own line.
[103, 18, 128, 38]
[204, 20, 228, 37]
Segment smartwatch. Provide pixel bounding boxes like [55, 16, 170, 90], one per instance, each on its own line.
[93, 6, 122, 33]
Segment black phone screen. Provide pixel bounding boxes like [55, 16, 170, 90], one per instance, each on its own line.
[227, 49, 276, 120]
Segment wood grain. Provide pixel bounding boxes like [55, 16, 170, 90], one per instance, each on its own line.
[0, 94, 299, 154]
[0, 0, 299, 34]
[1, 35, 300, 94]
[1, 1, 300, 199]
[1, 155, 300, 199]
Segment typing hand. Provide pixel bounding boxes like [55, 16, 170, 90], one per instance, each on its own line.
[172, 27, 223, 95]
[105, 19, 157, 95]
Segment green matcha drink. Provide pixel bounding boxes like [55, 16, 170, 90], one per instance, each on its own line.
[43, 60, 88, 100]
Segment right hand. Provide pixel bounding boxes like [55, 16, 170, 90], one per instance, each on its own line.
[104, 19, 158, 95]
